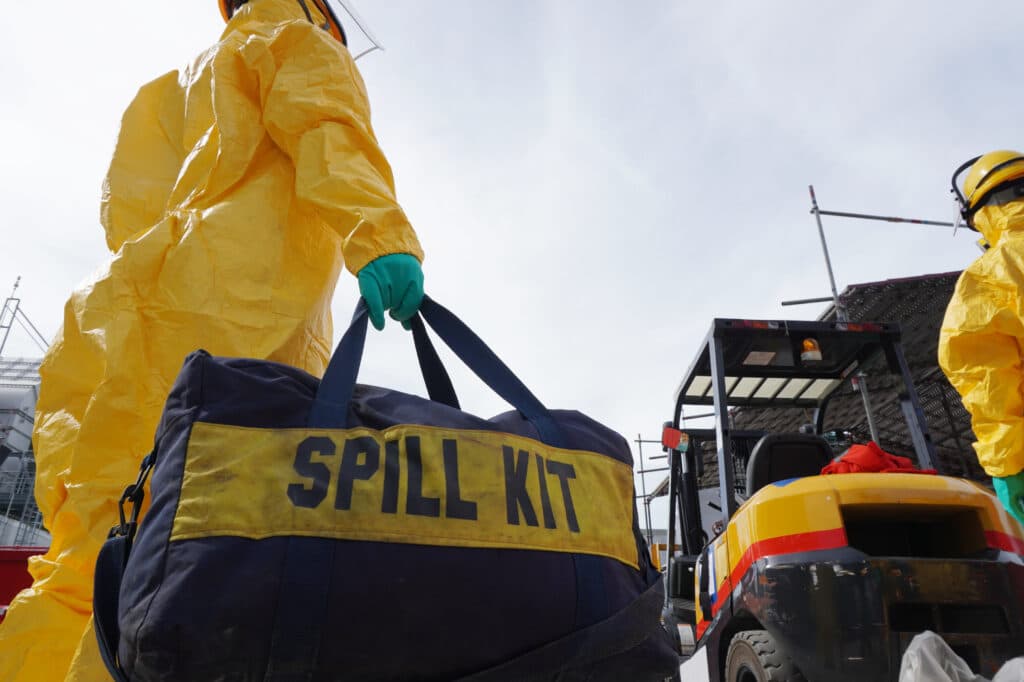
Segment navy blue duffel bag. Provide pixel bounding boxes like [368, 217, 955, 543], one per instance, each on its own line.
[94, 296, 678, 681]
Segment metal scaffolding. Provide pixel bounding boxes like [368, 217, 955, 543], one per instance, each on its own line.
[0, 456, 45, 546]
[0, 280, 48, 548]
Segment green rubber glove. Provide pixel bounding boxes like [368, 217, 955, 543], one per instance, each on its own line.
[993, 472, 1024, 526]
[357, 253, 424, 331]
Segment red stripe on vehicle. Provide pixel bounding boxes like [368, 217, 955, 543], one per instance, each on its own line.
[710, 528, 847, 616]
[711, 578, 731, 615]
[986, 530, 1024, 555]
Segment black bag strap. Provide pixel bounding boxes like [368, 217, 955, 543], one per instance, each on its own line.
[94, 535, 130, 682]
[409, 313, 459, 409]
[416, 296, 563, 444]
[94, 452, 155, 682]
[309, 295, 564, 445]
[306, 299, 370, 428]
[455, 577, 668, 682]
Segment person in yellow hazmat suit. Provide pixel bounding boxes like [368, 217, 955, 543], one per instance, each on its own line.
[0, 1, 423, 679]
[940, 150, 1024, 527]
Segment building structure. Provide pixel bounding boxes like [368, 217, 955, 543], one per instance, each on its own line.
[731, 271, 982, 479]
[0, 358, 47, 547]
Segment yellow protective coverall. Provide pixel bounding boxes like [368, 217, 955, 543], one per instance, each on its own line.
[939, 200, 1024, 478]
[0, 1, 422, 679]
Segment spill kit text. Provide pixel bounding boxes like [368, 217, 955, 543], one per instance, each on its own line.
[288, 436, 581, 532]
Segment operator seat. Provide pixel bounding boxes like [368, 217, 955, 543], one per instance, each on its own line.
[745, 433, 833, 497]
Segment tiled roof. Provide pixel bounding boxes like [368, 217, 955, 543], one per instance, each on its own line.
[733, 271, 985, 480]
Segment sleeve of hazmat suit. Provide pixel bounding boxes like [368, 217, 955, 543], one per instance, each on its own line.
[240, 19, 423, 274]
[0, 2, 422, 680]
[939, 202, 1024, 479]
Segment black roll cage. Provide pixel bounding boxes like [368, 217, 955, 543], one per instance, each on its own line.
[664, 318, 939, 559]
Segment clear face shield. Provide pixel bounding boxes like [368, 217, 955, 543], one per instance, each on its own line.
[950, 155, 979, 240]
[321, 0, 385, 60]
[980, 178, 1024, 210]
[951, 156, 1024, 252]
[948, 198, 990, 253]
[951, 154, 1024, 240]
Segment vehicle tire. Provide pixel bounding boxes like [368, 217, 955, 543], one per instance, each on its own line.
[725, 630, 806, 682]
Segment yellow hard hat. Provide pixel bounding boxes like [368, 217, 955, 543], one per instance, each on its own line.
[219, 0, 347, 45]
[952, 150, 1024, 228]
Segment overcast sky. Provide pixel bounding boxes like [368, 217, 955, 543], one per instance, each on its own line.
[1, 1, 1018, 507]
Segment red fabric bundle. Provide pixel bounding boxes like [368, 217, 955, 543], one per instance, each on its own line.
[821, 441, 937, 475]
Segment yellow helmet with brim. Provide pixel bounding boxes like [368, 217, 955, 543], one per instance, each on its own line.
[952, 150, 1024, 229]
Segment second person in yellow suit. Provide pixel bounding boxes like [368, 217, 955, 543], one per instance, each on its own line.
[0, 1, 423, 679]
[940, 150, 1024, 527]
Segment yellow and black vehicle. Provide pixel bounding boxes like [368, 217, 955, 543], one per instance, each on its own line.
[660, 318, 1024, 682]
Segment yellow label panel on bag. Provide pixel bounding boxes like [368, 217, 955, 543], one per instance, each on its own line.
[171, 421, 640, 568]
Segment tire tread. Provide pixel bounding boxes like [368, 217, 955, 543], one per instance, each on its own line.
[725, 629, 806, 682]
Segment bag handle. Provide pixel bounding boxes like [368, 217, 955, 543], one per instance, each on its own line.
[94, 452, 156, 682]
[409, 313, 460, 410]
[309, 295, 564, 446]
[94, 534, 130, 682]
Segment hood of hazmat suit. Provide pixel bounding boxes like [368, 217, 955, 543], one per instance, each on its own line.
[939, 197, 1024, 479]
[0, 1, 421, 679]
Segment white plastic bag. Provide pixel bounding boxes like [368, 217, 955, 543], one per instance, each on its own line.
[899, 631, 1024, 682]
